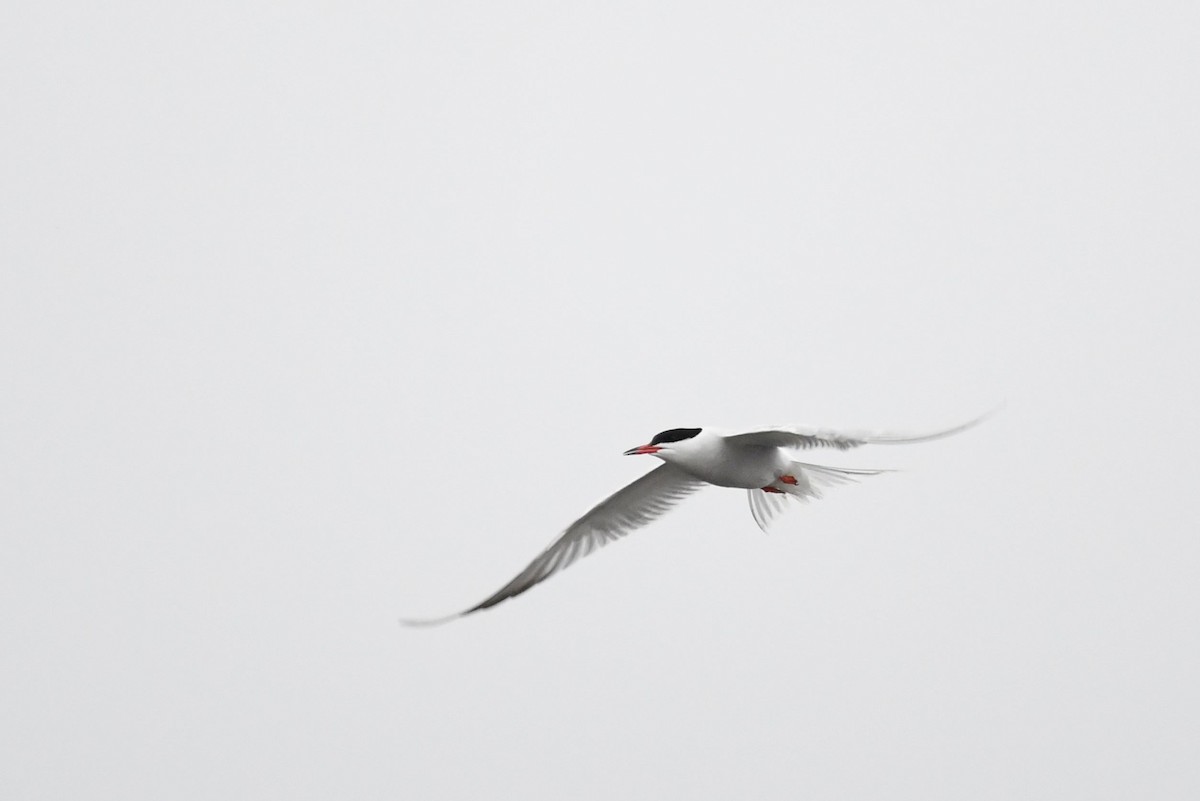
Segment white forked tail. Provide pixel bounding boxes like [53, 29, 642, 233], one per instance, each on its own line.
[746, 461, 893, 532]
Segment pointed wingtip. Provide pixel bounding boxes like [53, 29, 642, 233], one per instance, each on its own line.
[399, 612, 464, 629]
[945, 403, 1004, 437]
[872, 406, 1001, 445]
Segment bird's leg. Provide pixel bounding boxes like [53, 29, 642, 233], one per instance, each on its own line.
[779, 474, 799, 485]
[761, 486, 786, 494]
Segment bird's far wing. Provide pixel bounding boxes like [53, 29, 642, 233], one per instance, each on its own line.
[724, 411, 993, 452]
[401, 463, 707, 626]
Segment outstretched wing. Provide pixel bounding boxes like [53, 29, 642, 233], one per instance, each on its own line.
[724, 413, 991, 452]
[402, 463, 707, 626]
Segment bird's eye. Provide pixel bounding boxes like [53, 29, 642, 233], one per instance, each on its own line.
[649, 428, 702, 446]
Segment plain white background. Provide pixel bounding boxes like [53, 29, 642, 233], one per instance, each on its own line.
[3, 2, 1198, 799]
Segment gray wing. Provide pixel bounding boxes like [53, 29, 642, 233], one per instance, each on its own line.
[723, 413, 991, 451]
[401, 463, 707, 626]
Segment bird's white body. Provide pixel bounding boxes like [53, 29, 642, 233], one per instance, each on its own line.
[402, 413, 991, 626]
[654, 428, 789, 488]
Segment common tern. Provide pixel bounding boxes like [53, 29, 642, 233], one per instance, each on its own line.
[402, 416, 986, 626]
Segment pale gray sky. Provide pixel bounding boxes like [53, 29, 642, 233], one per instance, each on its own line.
[3, 2, 1198, 799]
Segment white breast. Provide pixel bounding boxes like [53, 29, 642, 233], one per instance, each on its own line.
[665, 437, 787, 489]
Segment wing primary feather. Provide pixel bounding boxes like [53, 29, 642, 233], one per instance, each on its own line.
[725, 409, 996, 452]
[401, 463, 706, 625]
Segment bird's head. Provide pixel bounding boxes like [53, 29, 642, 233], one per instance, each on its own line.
[623, 427, 704, 459]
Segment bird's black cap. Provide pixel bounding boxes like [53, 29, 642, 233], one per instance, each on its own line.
[649, 428, 702, 446]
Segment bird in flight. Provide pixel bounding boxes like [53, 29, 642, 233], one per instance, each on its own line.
[402, 416, 987, 626]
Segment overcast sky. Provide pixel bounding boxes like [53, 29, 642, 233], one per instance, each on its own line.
[3, 2, 1198, 799]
